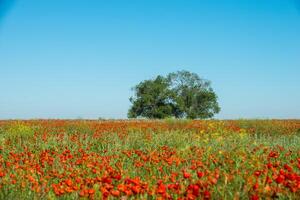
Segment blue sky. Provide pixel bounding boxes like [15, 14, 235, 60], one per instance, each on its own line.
[0, 0, 300, 119]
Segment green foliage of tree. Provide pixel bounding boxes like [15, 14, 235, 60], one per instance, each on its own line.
[128, 76, 177, 119]
[128, 70, 220, 119]
[167, 70, 220, 119]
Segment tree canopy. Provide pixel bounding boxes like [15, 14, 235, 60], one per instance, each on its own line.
[128, 70, 220, 119]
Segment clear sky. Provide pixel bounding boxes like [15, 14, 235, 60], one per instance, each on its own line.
[0, 0, 300, 119]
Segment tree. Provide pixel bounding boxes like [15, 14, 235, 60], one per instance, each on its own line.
[127, 75, 177, 119]
[167, 70, 220, 119]
[128, 70, 220, 119]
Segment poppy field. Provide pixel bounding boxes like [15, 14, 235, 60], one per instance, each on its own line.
[0, 120, 299, 200]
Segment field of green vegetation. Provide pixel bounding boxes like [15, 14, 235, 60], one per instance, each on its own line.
[0, 120, 299, 199]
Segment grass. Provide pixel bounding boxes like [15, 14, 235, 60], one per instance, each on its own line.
[0, 120, 299, 199]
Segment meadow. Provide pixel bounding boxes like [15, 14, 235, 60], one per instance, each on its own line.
[0, 119, 299, 200]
